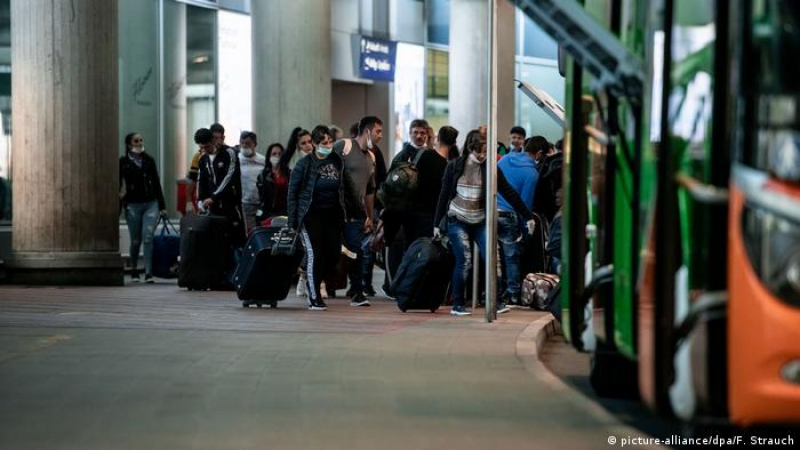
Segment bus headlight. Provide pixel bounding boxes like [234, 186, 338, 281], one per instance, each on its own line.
[742, 204, 800, 308]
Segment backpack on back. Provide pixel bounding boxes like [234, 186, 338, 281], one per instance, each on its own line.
[378, 148, 425, 213]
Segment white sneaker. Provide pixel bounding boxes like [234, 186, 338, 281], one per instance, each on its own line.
[296, 275, 307, 296]
[321, 282, 329, 299]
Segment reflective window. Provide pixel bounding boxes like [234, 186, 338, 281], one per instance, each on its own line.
[425, 49, 449, 132]
[522, 12, 558, 59]
[427, 0, 449, 45]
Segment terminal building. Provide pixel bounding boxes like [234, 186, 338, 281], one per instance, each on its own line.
[0, 0, 564, 284]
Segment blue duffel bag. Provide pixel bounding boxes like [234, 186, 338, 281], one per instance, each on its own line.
[152, 217, 180, 279]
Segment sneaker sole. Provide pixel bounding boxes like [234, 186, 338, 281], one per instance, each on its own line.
[450, 311, 472, 316]
[350, 302, 371, 307]
[308, 306, 328, 311]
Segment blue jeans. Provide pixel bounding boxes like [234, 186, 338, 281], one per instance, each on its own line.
[447, 218, 487, 308]
[125, 200, 160, 275]
[498, 211, 522, 301]
[343, 219, 370, 296]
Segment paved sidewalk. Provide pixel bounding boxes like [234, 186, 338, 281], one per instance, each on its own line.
[0, 283, 661, 450]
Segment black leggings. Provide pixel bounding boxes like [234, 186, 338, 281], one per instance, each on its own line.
[300, 208, 343, 301]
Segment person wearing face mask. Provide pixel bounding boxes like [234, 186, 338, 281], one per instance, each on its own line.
[434, 128, 537, 316]
[390, 118, 431, 170]
[256, 143, 290, 224]
[334, 115, 381, 307]
[288, 125, 359, 311]
[237, 131, 266, 231]
[119, 132, 167, 283]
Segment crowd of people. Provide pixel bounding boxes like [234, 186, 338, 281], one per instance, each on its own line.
[119, 116, 563, 316]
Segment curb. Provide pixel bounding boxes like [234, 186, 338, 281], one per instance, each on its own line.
[515, 314, 664, 448]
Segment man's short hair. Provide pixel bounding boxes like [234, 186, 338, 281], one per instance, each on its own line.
[510, 126, 526, 138]
[210, 123, 225, 135]
[349, 122, 360, 138]
[194, 128, 214, 145]
[358, 116, 383, 135]
[240, 131, 257, 144]
[524, 135, 550, 156]
[409, 118, 430, 131]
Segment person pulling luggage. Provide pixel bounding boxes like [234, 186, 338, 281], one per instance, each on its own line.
[288, 125, 360, 311]
[196, 128, 246, 276]
[434, 128, 536, 316]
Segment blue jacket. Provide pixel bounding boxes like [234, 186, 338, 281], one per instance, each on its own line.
[497, 152, 538, 212]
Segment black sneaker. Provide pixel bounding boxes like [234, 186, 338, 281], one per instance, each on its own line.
[144, 274, 154, 284]
[349, 293, 371, 307]
[131, 273, 141, 283]
[496, 302, 511, 314]
[364, 286, 376, 297]
[309, 299, 328, 311]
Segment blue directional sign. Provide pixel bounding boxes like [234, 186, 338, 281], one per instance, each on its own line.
[359, 36, 397, 82]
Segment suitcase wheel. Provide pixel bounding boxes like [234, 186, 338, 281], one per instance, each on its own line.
[400, 307, 407, 313]
[430, 308, 437, 313]
[256, 303, 263, 308]
[242, 301, 250, 308]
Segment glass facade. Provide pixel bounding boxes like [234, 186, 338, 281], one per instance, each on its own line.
[0, 0, 561, 226]
[425, 48, 449, 132]
[0, 0, 10, 222]
[426, 0, 450, 45]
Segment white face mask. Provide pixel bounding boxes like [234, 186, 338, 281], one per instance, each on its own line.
[269, 156, 280, 166]
[131, 146, 144, 154]
[241, 146, 255, 157]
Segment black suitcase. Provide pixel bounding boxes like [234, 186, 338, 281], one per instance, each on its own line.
[233, 226, 302, 308]
[391, 237, 453, 313]
[178, 214, 232, 290]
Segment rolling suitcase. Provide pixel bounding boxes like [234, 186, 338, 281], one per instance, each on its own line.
[178, 214, 232, 290]
[233, 226, 302, 308]
[391, 237, 453, 313]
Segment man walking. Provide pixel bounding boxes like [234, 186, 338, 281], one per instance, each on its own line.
[334, 116, 382, 307]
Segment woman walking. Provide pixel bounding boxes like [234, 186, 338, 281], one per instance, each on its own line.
[119, 132, 167, 283]
[288, 125, 358, 310]
[256, 143, 290, 223]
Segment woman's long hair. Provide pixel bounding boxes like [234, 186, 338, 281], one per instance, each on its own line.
[278, 127, 310, 169]
[438, 126, 459, 160]
[461, 129, 482, 158]
[266, 143, 290, 177]
[124, 132, 139, 153]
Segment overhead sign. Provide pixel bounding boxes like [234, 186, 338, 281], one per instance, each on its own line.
[359, 36, 397, 82]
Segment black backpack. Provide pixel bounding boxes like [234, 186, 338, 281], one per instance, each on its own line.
[378, 148, 426, 213]
[533, 152, 563, 223]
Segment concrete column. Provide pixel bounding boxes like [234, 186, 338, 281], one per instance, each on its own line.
[162, 1, 187, 215]
[10, 0, 122, 285]
[252, 0, 331, 145]
[449, 0, 515, 141]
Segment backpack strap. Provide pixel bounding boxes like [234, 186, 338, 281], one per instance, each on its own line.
[411, 147, 426, 166]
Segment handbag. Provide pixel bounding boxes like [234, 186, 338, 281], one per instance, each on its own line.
[271, 227, 299, 256]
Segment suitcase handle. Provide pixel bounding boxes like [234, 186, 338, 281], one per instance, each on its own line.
[160, 216, 179, 236]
